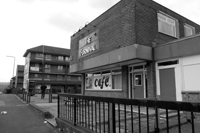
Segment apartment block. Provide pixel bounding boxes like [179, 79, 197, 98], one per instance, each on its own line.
[15, 65, 24, 89]
[23, 45, 82, 94]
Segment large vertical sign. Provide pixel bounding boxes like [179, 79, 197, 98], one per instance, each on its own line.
[78, 30, 99, 58]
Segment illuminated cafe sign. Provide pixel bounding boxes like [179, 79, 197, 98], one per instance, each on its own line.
[78, 30, 99, 58]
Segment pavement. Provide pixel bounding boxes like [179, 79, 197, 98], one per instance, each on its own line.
[0, 94, 55, 133]
[25, 93, 58, 127]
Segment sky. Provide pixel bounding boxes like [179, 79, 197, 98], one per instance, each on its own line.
[0, 0, 200, 82]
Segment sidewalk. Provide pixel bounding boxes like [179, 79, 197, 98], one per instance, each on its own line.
[30, 94, 58, 127]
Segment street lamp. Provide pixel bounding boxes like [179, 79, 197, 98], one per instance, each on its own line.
[6, 56, 15, 77]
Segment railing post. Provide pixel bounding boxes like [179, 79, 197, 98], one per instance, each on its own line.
[58, 94, 60, 118]
[74, 98, 77, 126]
[109, 103, 116, 133]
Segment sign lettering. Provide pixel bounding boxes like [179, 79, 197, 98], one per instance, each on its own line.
[79, 41, 99, 58]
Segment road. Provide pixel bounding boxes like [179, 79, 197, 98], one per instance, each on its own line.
[0, 94, 55, 133]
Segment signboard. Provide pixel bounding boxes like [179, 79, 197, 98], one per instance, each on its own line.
[78, 41, 99, 58]
[86, 74, 112, 90]
[78, 30, 99, 58]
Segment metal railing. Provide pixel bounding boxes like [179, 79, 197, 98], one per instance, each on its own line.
[57, 93, 200, 133]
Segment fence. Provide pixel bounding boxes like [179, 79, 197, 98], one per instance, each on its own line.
[57, 93, 200, 133]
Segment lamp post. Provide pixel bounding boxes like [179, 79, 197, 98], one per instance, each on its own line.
[7, 55, 15, 78]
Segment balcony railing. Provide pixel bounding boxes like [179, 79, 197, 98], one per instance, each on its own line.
[57, 94, 200, 133]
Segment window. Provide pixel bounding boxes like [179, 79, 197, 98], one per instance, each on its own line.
[45, 74, 50, 79]
[158, 12, 179, 38]
[58, 66, 63, 70]
[45, 55, 51, 60]
[134, 74, 142, 86]
[35, 64, 39, 67]
[34, 74, 38, 78]
[58, 56, 64, 61]
[36, 53, 43, 59]
[184, 24, 195, 37]
[65, 56, 70, 61]
[85, 68, 122, 90]
[57, 75, 62, 80]
[45, 64, 51, 69]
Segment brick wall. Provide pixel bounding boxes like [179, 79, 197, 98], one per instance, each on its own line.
[70, 0, 137, 65]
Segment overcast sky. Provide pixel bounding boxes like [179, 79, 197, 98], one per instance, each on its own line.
[0, 0, 200, 82]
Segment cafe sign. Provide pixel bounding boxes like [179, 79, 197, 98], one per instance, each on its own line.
[79, 41, 99, 58]
[86, 74, 112, 90]
[78, 30, 99, 58]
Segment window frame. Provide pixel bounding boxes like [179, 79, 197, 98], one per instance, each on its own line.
[45, 64, 51, 69]
[184, 24, 195, 37]
[58, 56, 64, 61]
[85, 68, 122, 90]
[58, 65, 63, 71]
[45, 54, 51, 60]
[157, 12, 179, 38]
[36, 53, 43, 59]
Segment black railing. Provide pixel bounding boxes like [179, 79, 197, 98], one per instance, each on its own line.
[58, 93, 200, 133]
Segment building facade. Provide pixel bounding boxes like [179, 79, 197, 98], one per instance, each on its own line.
[155, 33, 200, 102]
[69, 0, 200, 100]
[23, 45, 82, 94]
[15, 65, 24, 89]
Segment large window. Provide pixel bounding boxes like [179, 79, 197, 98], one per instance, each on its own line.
[158, 12, 179, 38]
[86, 69, 122, 90]
[184, 24, 195, 37]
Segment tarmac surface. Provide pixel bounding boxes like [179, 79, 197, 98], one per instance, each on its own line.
[0, 94, 55, 133]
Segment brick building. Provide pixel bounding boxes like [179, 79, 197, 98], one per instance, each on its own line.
[23, 45, 82, 94]
[69, 0, 200, 100]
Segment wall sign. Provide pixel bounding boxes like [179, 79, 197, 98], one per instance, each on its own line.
[78, 30, 99, 58]
[86, 74, 112, 90]
[79, 41, 99, 57]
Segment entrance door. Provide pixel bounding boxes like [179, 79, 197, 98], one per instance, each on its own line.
[131, 72, 144, 99]
[159, 68, 176, 101]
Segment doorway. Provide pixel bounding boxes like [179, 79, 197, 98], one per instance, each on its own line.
[129, 64, 146, 99]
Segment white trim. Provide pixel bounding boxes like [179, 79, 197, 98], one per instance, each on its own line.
[157, 59, 179, 69]
[184, 23, 195, 36]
